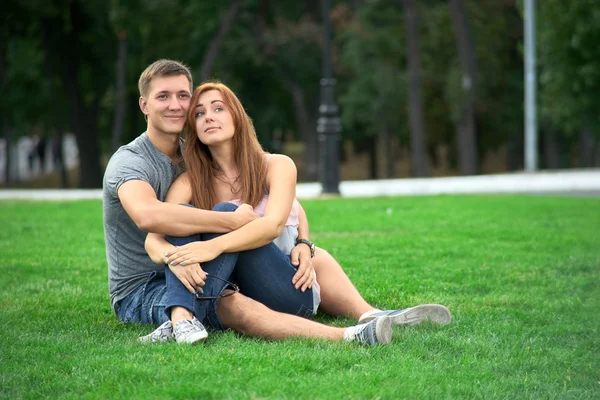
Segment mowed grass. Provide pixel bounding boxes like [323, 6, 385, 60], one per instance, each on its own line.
[0, 195, 598, 399]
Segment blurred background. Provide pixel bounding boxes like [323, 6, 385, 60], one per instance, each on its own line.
[1, 0, 598, 189]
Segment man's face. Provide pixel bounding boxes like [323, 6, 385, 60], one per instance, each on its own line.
[139, 75, 191, 135]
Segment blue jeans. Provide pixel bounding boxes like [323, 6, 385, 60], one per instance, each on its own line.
[116, 202, 315, 330]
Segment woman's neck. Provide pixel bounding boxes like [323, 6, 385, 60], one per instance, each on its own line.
[209, 142, 237, 178]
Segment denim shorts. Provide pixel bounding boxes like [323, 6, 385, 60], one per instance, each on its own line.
[115, 270, 226, 331]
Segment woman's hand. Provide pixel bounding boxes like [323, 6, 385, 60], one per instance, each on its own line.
[146, 233, 176, 265]
[290, 244, 316, 292]
[165, 240, 224, 266]
[168, 262, 207, 294]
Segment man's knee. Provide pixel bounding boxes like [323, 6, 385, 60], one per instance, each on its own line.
[212, 202, 237, 212]
[217, 292, 264, 331]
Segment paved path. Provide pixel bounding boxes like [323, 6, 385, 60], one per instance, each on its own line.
[1, 169, 599, 200]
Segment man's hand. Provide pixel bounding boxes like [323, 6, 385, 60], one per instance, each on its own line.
[168, 262, 206, 294]
[232, 203, 259, 230]
[166, 240, 224, 267]
[290, 244, 316, 292]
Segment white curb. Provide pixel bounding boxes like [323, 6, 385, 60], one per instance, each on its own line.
[1, 169, 599, 201]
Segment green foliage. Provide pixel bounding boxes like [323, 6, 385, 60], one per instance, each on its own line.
[0, 196, 599, 398]
[338, 0, 527, 160]
[4, 38, 48, 131]
[539, 0, 600, 135]
[2, 0, 599, 181]
[337, 1, 409, 144]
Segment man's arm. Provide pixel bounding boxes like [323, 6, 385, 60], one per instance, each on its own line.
[118, 179, 256, 236]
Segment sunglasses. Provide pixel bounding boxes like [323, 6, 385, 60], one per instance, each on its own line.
[195, 273, 240, 300]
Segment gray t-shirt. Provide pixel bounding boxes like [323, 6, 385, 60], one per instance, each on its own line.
[103, 133, 184, 312]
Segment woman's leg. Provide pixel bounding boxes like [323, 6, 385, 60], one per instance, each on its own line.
[167, 202, 315, 322]
[165, 229, 240, 324]
[232, 243, 315, 318]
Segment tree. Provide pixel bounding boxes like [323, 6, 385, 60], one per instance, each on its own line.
[244, 0, 322, 181]
[109, 0, 130, 152]
[538, 0, 600, 167]
[401, 0, 429, 176]
[39, 0, 115, 188]
[199, 0, 243, 82]
[337, 1, 408, 178]
[448, 0, 478, 175]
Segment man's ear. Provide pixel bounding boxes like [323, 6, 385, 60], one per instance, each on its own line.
[139, 96, 148, 115]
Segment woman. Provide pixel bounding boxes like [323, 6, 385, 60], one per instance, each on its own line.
[143, 81, 450, 345]
[146, 83, 320, 324]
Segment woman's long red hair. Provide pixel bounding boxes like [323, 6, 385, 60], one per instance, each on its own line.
[185, 82, 267, 210]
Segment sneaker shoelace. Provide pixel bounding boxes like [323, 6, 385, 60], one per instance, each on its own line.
[354, 322, 373, 343]
[176, 320, 200, 336]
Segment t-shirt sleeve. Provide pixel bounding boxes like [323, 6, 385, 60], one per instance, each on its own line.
[104, 149, 154, 197]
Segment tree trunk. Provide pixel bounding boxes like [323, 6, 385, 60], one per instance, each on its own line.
[0, 35, 9, 187]
[41, 10, 103, 188]
[449, 0, 478, 175]
[579, 128, 594, 168]
[64, 63, 103, 188]
[56, 131, 69, 188]
[378, 104, 394, 178]
[3, 122, 13, 187]
[200, 0, 242, 81]
[112, 31, 128, 152]
[368, 135, 377, 179]
[281, 76, 319, 181]
[543, 130, 560, 169]
[507, 138, 523, 171]
[402, 0, 428, 177]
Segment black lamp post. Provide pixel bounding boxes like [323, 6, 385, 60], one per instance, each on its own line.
[317, 0, 341, 195]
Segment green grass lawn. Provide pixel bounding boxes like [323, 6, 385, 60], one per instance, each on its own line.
[1, 195, 598, 399]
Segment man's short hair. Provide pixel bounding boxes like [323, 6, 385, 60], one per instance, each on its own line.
[138, 59, 193, 98]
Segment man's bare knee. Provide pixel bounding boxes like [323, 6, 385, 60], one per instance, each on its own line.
[217, 292, 266, 333]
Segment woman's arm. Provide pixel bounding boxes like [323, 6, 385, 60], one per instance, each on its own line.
[297, 203, 309, 240]
[144, 173, 194, 264]
[290, 202, 316, 291]
[165, 155, 297, 265]
[214, 154, 296, 251]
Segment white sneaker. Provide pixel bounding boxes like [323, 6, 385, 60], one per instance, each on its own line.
[138, 320, 173, 343]
[359, 304, 452, 326]
[346, 317, 393, 346]
[173, 317, 208, 344]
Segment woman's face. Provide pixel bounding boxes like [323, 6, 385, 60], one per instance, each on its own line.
[194, 89, 235, 146]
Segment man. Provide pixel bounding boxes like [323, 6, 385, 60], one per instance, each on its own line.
[103, 59, 450, 346]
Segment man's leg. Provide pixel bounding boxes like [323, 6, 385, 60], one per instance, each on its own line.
[312, 247, 452, 326]
[216, 292, 392, 345]
[311, 247, 374, 319]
